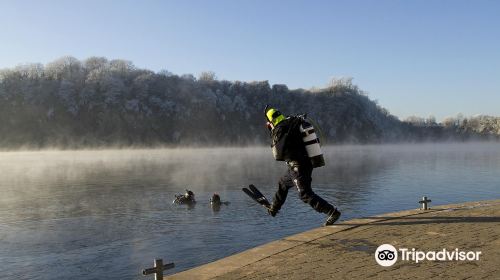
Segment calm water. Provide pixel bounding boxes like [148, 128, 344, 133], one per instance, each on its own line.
[1, 144, 499, 279]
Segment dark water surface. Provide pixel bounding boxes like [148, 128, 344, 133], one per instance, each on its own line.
[1, 144, 499, 279]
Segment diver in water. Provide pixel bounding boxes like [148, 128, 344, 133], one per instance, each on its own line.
[264, 106, 341, 226]
[210, 193, 230, 206]
[173, 190, 196, 205]
[210, 193, 230, 212]
[210, 193, 221, 206]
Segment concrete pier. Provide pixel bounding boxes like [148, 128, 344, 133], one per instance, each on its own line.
[166, 200, 500, 279]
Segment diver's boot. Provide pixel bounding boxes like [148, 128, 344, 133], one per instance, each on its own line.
[324, 209, 341, 226]
[267, 205, 279, 217]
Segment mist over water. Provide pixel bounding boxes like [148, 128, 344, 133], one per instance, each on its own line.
[1, 144, 499, 279]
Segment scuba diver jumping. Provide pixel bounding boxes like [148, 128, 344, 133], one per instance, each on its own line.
[263, 106, 341, 226]
[173, 189, 196, 205]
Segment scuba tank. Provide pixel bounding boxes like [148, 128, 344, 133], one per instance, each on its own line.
[299, 119, 325, 168]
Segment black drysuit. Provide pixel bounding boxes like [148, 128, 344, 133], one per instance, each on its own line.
[270, 116, 335, 214]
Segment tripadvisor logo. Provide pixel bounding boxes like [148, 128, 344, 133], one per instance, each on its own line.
[375, 244, 482, 267]
[375, 244, 398, 267]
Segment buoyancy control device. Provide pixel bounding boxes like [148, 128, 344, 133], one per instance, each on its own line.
[270, 114, 325, 168]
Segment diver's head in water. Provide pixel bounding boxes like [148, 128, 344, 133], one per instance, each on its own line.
[185, 190, 195, 200]
[210, 193, 221, 204]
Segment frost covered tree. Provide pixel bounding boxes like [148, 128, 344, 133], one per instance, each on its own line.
[0, 56, 497, 148]
[199, 71, 217, 81]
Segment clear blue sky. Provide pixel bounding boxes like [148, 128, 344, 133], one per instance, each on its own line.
[1, 0, 499, 121]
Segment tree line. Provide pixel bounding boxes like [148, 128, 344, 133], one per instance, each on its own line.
[0, 56, 498, 149]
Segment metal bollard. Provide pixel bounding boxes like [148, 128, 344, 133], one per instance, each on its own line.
[143, 259, 175, 280]
[419, 196, 432, 210]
